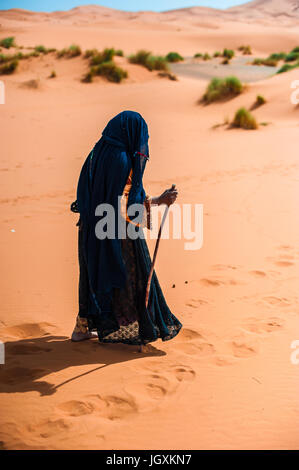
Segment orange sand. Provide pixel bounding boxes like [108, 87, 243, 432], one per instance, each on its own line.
[0, 2, 299, 450]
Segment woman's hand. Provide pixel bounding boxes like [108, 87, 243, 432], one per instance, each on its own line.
[157, 184, 178, 206]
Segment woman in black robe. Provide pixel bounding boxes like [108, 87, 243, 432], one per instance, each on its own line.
[71, 111, 182, 347]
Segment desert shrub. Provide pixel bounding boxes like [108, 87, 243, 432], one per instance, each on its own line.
[158, 71, 178, 81]
[277, 62, 299, 74]
[129, 50, 168, 71]
[0, 59, 18, 75]
[203, 53, 211, 61]
[91, 61, 128, 82]
[57, 44, 81, 58]
[115, 49, 124, 56]
[81, 71, 93, 83]
[232, 107, 258, 130]
[222, 58, 230, 65]
[129, 50, 151, 66]
[84, 49, 99, 58]
[213, 51, 221, 57]
[194, 53, 202, 58]
[90, 48, 115, 65]
[223, 48, 234, 59]
[28, 51, 40, 58]
[291, 46, 299, 53]
[285, 52, 299, 62]
[256, 94, 266, 106]
[0, 54, 12, 63]
[202, 76, 243, 103]
[252, 58, 277, 66]
[268, 52, 286, 61]
[68, 44, 82, 57]
[35, 45, 48, 54]
[239, 45, 252, 55]
[165, 51, 183, 62]
[147, 55, 169, 71]
[49, 70, 56, 78]
[0, 37, 16, 49]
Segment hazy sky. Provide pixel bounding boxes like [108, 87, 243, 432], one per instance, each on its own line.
[0, 1, 250, 13]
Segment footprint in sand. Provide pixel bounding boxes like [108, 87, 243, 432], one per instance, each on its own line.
[212, 264, 239, 271]
[263, 296, 291, 307]
[213, 355, 236, 367]
[75, 393, 139, 421]
[243, 317, 284, 334]
[178, 328, 204, 341]
[32, 418, 71, 439]
[124, 373, 170, 401]
[185, 298, 209, 308]
[56, 400, 95, 417]
[173, 366, 196, 382]
[175, 341, 215, 356]
[174, 327, 216, 357]
[267, 253, 295, 268]
[275, 260, 295, 267]
[200, 277, 240, 287]
[230, 338, 258, 358]
[249, 270, 267, 277]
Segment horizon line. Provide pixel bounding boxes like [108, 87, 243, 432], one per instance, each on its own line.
[0, 1, 251, 14]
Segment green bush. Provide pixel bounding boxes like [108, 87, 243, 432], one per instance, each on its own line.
[239, 45, 252, 55]
[90, 48, 115, 65]
[84, 49, 99, 58]
[0, 37, 16, 49]
[146, 55, 169, 71]
[158, 72, 178, 81]
[268, 52, 286, 61]
[129, 50, 168, 71]
[291, 46, 299, 53]
[57, 44, 81, 58]
[256, 94, 266, 106]
[91, 61, 128, 82]
[277, 62, 299, 74]
[115, 49, 124, 57]
[194, 53, 202, 58]
[203, 53, 211, 61]
[285, 52, 299, 62]
[0, 59, 18, 75]
[81, 71, 93, 83]
[129, 49, 151, 66]
[213, 51, 221, 57]
[165, 51, 183, 62]
[223, 48, 234, 59]
[35, 45, 48, 54]
[202, 76, 243, 103]
[232, 107, 258, 130]
[252, 58, 277, 66]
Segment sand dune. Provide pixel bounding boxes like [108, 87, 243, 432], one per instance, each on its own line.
[0, 0, 299, 451]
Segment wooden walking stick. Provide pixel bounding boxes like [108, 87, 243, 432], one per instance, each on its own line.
[139, 185, 176, 353]
[146, 186, 176, 308]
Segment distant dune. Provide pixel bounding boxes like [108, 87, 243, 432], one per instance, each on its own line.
[1, 0, 299, 26]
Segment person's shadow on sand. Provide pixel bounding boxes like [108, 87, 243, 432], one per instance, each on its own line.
[0, 335, 166, 396]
